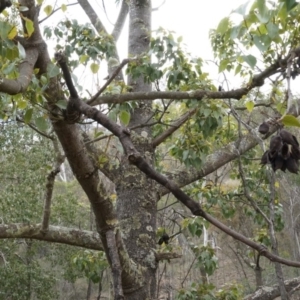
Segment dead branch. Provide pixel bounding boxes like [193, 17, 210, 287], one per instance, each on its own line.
[41, 138, 65, 233]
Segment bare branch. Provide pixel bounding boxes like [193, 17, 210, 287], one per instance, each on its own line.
[0, 223, 103, 250]
[112, 0, 129, 41]
[77, 0, 106, 33]
[0, 48, 39, 94]
[92, 57, 282, 105]
[41, 139, 65, 233]
[155, 252, 182, 261]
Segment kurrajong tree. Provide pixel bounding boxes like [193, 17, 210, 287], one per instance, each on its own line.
[2, 0, 300, 299]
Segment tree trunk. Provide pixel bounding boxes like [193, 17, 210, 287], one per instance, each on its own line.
[115, 0, 157, 299]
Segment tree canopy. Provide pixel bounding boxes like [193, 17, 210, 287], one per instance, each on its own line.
[1, 0, 300, 299]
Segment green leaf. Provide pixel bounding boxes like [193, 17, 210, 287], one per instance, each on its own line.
[90, 62, 100, 74]
[47, 62, 60, 78]
[24, 108, 33, 124]
[219, 59, 230, 72]
[3, 62, 15, 75]
[241, 55, 257, 68]
[266, 22, 279, 39]
[253, 35, 269, 52]
[281, 115, 300, 127]
[216, 17, 230, 35]
[17, 42, 26, 59]
[7, 26, 17, 40]
[79, 55, 89, 64]
[25, 17, 34, 37]
[119, 110, 130, 125]
[230, 25, 242, 39]
[35, 117, 48, 132]
[61, 4, 67, 12]
[0, 22, 12, 39]
[235, 64, 242, 75]
[17, 99, 27, 109]
[232, 0, 250, 15]
[55, 100, 67, 109]
[256, 0, 270, 23]
[245, 101, 254, 112]
[44, 5, 53, 16]
[284, 0, 298, 11]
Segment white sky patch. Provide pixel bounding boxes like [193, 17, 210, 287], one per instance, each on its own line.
[40, 0, 250, 91]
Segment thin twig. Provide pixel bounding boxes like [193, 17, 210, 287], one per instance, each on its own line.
[16, 116, 54, 140]
[88, 59, 131, 105]
[39, 2, 79, 24]
[181, 256, 197, 287]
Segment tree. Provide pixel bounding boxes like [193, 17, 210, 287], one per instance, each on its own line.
[2, 0, 300, 299]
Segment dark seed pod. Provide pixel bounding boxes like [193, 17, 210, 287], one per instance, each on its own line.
[281, 143, 290, 160]
[280, 130, 299, 147]
[258, 122, 269, 134]
[260, 150, 269, 165]
[271, 155, 284, 172]
[286, 157, 299, 174]
[270, 135, 283, 153]
[158, 233, 170, 245]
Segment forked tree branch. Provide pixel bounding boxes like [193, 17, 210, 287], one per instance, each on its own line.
[56, 56, 300, 269]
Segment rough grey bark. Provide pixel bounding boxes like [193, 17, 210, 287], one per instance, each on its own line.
[114, 1, 158, 299]
[0, 224, 103, 250]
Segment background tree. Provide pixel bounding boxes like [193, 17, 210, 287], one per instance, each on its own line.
[2, 0, 300, 299]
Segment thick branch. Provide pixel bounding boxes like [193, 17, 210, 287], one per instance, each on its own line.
[112, 0, 129, 41]
[0, 223, 103, 250]
[77, 0, 106, 33]
[93, 88, 249, 105]
[90, 54, 290, 105]
[0, 48, 39, 94]
[55, 55, 143, 290]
